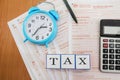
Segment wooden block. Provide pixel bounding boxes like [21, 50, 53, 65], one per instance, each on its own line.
[76, 54, 91, 69]
[46, 54, 60, 69]
[61, 54, 75, 69]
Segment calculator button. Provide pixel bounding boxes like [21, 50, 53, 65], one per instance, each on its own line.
[109, 39, 114, 42]
[109, 44, 114, 48]
[115, 44, 120, 48]
[103, 60, 108, 64]
[109, 49, 114, 53]
[109, 65, 114, 70]
[109, 60, 114, 64]
[103, 65, 108, 70]
[103, 54, 108, 58]
[103, 39, 108, 42]
[115, 66, 120, 70]
[109, 55, 114, 59]
[115, 40, 120, 43]
[103, 43, 108, 48]
[116, 60, 120, 64]
[103, 49, 108, 53]
[116, 55, 120, 59]
[116, 49, 120, 53]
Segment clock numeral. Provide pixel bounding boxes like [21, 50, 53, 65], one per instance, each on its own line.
[36, 16, 39, 19]
[47, 33, 49, 36]
[41, 16, 45, 20]
[36, 36, 39, 40]
[42, 36, 44, 39]
[31, 20, 35, 23]
[49, 27, 52, 32]
[29, 29, 31, 33]
[49, 23, 52, 26]
[28, 23, 31, 28]
[46, 18, 48, 21]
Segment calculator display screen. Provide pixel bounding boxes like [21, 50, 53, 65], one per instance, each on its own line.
[104, 26, 120, 35]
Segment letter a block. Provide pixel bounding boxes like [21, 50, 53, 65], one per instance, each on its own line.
[76, 54, 90, 69]
[61, 55, 75, 69]
[47, 54, 60, 69]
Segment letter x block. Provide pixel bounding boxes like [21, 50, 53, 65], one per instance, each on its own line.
[47, 54, 60, 69]
[76, 54, 90, 69]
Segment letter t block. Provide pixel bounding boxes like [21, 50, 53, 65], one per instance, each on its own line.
[47, 54, 60, 69]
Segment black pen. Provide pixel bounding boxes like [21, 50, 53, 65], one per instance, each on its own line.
[63, 0, 78, 23]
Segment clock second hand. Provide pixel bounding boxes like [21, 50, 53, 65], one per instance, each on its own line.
[32, 24, 47, 36]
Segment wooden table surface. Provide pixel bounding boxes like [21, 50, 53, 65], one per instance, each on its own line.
[0, 0, 44, 80]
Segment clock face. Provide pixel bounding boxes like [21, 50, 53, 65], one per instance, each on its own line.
[26, 13, 53, 41]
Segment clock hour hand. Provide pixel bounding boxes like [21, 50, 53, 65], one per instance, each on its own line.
[40, 26, 47, 28]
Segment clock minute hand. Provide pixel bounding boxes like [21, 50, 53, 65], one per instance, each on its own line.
[32, 23, 44, 36]
[32, 25, 47, 36]
[32, 27, 41, 36]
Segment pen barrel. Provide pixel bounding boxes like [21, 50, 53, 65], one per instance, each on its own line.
[63, 0, 78, 23]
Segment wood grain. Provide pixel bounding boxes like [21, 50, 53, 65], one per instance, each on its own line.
[0, 0, 44, 80]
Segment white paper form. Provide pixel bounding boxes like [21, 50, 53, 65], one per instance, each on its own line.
[8, 0, 71, 80]
[68, 0, 120, 80]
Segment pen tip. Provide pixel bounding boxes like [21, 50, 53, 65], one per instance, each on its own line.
[75, 20, 78, 24]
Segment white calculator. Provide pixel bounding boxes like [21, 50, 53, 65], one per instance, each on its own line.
[100, 19, 120, 73]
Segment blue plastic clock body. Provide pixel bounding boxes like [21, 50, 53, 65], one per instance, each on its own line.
[23, 7, 59, 47]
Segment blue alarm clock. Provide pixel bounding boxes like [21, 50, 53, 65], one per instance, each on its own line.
[23, 6, 59, 48]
